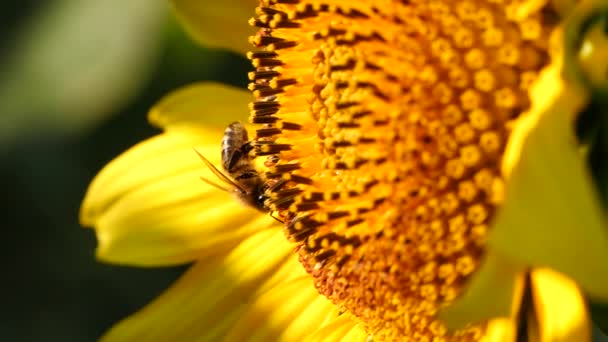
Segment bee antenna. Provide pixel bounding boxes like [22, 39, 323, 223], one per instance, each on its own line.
[193, 148, 246, 193]
[199, 176, 231, 192]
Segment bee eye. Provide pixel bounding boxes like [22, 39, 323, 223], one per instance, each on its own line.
[235, 172, 258, 180]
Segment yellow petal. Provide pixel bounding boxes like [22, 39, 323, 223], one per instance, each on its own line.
[148, 82, 252, 130]
[491, 52, 608, 301]
[479, 318, 518, 342]
[225, 277, 339, 342]
[530, 268, 591, 342]
[440, 252, 526, 331]
[101, 229, 292, 342]
[339, 327, 370, 342]
[170, 0, 255, 54]
[81, 126, 274, 266]
[302, 314, 368, 342]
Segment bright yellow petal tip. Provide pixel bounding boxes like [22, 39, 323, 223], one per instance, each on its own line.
[530, 268, 591, 342]
[225, 277, 337, 342]
[99, 230, 293, 342]
[148, 82, 252, 130]
[80, 126, 275, 266]
[170, 0, 255, 54]
[302, 314, 368, 342]
[479, 318, 517, 342]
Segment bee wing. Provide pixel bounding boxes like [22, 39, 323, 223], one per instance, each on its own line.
[199, 176, 230, 192]
[194, 149, 245, 193]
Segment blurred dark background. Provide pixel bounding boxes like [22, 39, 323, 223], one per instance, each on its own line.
[0, 1, 250, 341]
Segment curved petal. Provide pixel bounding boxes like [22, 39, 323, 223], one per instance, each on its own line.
[491, 56, 608, 301]
[148, 82, 252, 130]
[100, 229, 293, 342]
[81, 126, 275, 266]
[302, 314, 368, 342]
[225, 277, 339, 342]
[440, 252, 526, 331]
[170, 0, 255, 54]
[530, 268, 591, 342]
[479, 319, 517, 342]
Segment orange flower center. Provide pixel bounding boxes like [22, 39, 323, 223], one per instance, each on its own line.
[248, 0, 557, 339]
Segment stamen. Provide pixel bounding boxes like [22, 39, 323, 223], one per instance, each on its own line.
[256, 127, 282, 138]
[249, 70, 281, 81]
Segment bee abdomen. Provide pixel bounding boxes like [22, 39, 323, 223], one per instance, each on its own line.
[222, 121, 249, 172]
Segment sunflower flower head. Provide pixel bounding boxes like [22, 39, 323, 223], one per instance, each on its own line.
[246, 0, 585, 339]
[80, 0, 608, 341]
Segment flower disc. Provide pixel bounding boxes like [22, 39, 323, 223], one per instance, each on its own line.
[248, 0, 558, 339]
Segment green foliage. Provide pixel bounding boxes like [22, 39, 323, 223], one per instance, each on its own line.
[0, 0, 167, 147]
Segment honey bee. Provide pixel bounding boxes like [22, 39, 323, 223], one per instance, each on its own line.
[196, 121, 279, 212]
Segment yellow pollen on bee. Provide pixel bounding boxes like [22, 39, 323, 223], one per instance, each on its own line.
[248, 0, 557, 340]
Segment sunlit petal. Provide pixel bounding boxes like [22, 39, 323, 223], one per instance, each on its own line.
[170, 0, 255, 54]
[100, 229, 292, 342]
[148, 82, 252, 130]
[530, 268, 591, 342]
[302, 314, 368, 342]
[225, 277, 339, 342]
[479, 318, 517, 342]
[81, 126, 274, 266]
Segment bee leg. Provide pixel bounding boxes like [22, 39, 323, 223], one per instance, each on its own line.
[269, 211, 284, 223]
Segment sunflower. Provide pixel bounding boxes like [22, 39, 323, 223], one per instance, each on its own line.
[81, 0, 608, 341]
